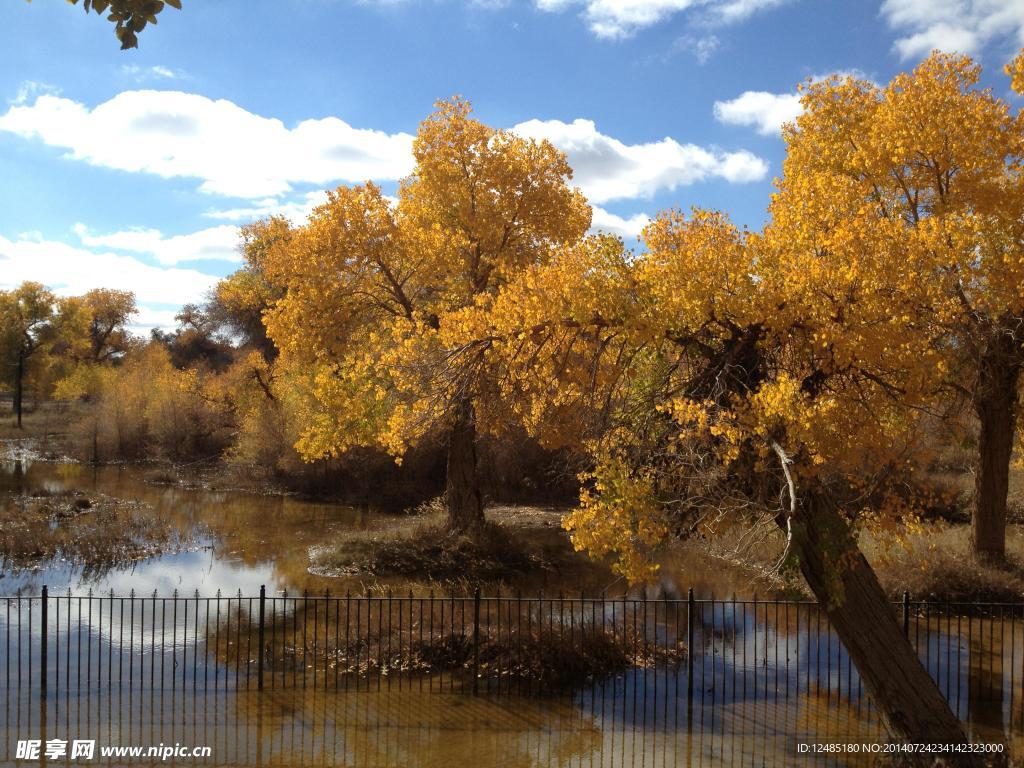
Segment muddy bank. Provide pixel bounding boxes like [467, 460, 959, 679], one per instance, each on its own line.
[308, 504, 590, 584]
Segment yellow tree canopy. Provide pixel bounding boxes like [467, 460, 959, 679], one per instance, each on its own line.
[767, 49, 1024, 562]
[465, 50, 1024, 580]
[476, 203, 932, 580]
[256, 98, 591, 464]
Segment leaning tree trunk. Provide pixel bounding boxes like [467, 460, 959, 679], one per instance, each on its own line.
[445, 398, 484, 534]
[792, 489, 977, 761]
[971, 335, 1021, 564]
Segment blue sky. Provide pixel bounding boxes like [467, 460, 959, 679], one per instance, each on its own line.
[1, 0, 1022, 330]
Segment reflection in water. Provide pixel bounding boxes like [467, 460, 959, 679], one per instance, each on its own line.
[2, 593, 1023, 765]
[3, 459, 1024, 764]
[3, 678, 895, 767]
[0, 458, 759, 599]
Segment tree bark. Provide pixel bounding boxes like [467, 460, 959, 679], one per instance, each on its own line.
[14, 352, 24, 430]
[971, 336, 1021, 564]
[792, 490, 977, 761]
[445, 398, 484, 534]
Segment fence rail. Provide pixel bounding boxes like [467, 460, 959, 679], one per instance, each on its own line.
[2, 588, 1023, 731]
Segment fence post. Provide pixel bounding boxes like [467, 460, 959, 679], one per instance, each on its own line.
[40, 585, 48, 697]
[902, 590, 910, 638]
[472, 587, 481, 695]
[686, 588, 694, 709]
[258, 585, 266, 692]
[685, 586, 695, 758]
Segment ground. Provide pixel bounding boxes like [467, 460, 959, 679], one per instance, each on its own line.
[308, 499, 609, 587]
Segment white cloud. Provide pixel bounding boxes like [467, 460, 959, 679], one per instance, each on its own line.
[130, 307, 181, 334]
[121, 64, 188, 82]
[202, 190, 331, 225]
[513, 117, 767, 203]
[0, 90, 416, 199]
[689, 34, 720, 63]
[536, 0, 788, 40]
[9, 81, 60, 106]
[881, 0, 1024, 60]
[1, 89, 766, 227]
[0, 234, 218, 310]
[590, 206, 650, 238]
[711, 0, 787, 23]
[713, 70, 876, 137]
[73, 223, 241, 265]
[713, 90, 802, 135]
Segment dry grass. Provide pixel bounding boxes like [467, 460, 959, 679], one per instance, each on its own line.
[310, 499, 586, 584]
[864, 524, 1024, 603]
[0, 401, 78, 457]
[217, 598, 684, 691]
[313, 523, 548, 583]
[0, 488, 185, 576]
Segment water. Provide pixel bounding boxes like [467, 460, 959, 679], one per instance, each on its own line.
[0, 454, 757, 599]
[2, 589, 1022, 766]
[2, 454, 1022, 765]
[2, 685, 887, 767]
[1, 455, 373, 596]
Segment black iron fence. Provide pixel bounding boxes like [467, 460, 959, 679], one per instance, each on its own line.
[2, 588, 1023, 732]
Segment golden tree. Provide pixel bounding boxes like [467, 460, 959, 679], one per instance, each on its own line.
[769, 51, 1024, 562]
[473, 205, 971, 748]
[466, 50, 1024, 749]
[56, 288, 137, 364]
[0, 282, 59, 428]
[257, 99, 590, 531]
[50, 288, 137, 414]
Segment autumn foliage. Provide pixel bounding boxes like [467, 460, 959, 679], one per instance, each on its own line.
[5, 50, 1024, 750]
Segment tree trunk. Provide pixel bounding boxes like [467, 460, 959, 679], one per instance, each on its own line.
[792, 490, 977, 760]
[971, 337, 1021, 564]
[14, 352, 24, 430]
[445, 398, 484, 534]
